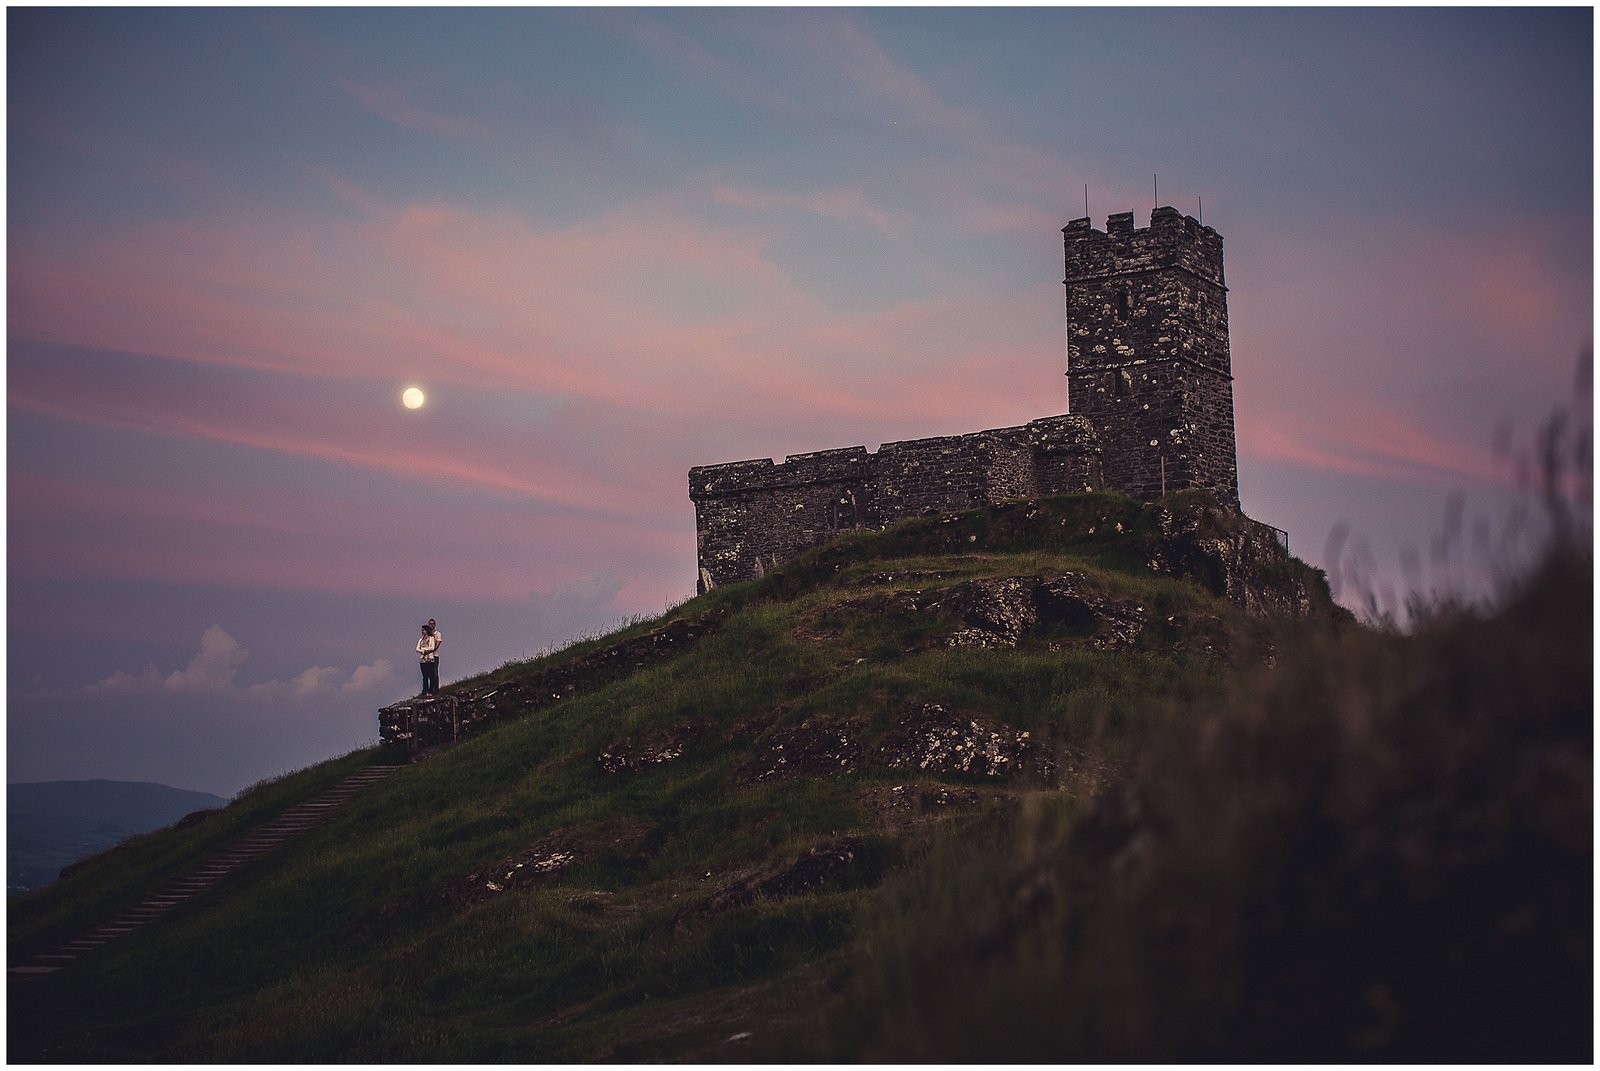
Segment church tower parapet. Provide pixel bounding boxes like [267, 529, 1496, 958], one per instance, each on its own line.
[1063, 206, 1238, 503]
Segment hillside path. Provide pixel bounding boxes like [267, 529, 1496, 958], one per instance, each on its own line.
[8, 764, 404, 980]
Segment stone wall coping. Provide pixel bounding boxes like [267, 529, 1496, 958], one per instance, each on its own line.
[689, 415, 1096, 501]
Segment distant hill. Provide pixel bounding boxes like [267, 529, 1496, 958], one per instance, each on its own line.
[8, 780, 227, 894]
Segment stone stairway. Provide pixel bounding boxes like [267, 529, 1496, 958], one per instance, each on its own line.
[9, 764, 404, 979]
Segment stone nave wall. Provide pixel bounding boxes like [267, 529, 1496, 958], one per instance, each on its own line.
[688, 416, 1100, 590]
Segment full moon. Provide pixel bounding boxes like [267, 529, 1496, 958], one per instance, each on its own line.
[402, 386, 426, 410]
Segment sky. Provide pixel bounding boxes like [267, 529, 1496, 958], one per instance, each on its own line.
[7, 7, 1592, 797]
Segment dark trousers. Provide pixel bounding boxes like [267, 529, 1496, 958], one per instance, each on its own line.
[420, 659, 439, 694]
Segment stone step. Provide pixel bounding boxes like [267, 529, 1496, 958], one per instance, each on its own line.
[12, 761, 407, 980]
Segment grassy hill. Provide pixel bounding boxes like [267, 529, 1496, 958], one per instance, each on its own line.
[7, 491, 1588, 1062]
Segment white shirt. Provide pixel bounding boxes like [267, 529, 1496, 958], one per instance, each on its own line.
[417, 632, 440, 662]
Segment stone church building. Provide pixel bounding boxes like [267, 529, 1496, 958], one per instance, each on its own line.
[689, 205, 1239, 591]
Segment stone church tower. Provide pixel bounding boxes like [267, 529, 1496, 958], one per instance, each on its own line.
[1063, 205, 1239, 504]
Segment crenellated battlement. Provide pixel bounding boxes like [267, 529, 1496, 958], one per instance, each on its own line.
[1063, 206, 1225, 290]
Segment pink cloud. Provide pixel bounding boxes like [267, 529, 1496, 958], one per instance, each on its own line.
[1241, 398, 1513, 490]
[9, 489, 682, 602]
[1236, 215, 1590, 392]
[9, 174, 1075, 449]
[7, 384, 623, 516]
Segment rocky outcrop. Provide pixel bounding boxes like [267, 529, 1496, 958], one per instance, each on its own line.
[927, 573, 1147, 650]
[739, 715, 868, 783]
[687, 836, 893, 919]
[1145, 498, 1328, 619]
[598, 722, 706, 775]
[729, 702, 1055, 786]
[872, 703, 1052, 780]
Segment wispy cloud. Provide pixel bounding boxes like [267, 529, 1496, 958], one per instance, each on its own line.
[11, 107, 230, 199]
[1242, 397, 1514, 490]
[8, 174, 1069, 453]
[710, 181, 895, 232]
[64, 626, 396, 701]
[344, 80, 497, 143]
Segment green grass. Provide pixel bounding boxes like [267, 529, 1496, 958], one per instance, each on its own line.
[780, 545, 1592, 1063]
[6, 492, 1386, 1062]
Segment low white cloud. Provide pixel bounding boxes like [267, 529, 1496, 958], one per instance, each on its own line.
[85, 624, 245, 695]
[70, 627, 396, 703]
[343, 660, 396, 693]
[166, 624, 248, 691]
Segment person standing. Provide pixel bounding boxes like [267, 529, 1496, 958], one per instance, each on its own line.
[417, 622, 440, 695]
[427, 618, 442, 686]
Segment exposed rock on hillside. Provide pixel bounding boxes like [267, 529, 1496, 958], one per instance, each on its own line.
[928, 573, 1146, 650]
[1146, 498, 1327, 619]
[598, 722, 705, 775]
[925, 552, 1591, 1063]
[740, 715, 868, 783]
[932, 576, 1038, 646]
[859, 781, 992, 818]
[458, 829, 585, 904]
[872, 703, 1050, 780]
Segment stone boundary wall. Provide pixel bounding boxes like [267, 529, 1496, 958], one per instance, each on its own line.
[378, 610, 727, 752]
[688, 415, 1101, 590]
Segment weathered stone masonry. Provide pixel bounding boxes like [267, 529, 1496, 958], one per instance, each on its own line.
[689, 207, 1242, 590]
[1064, 206, 1237, 504]
[690, 417, 1100, 591]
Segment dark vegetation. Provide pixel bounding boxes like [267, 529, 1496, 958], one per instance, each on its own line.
[7, 489, 1589, 1063]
